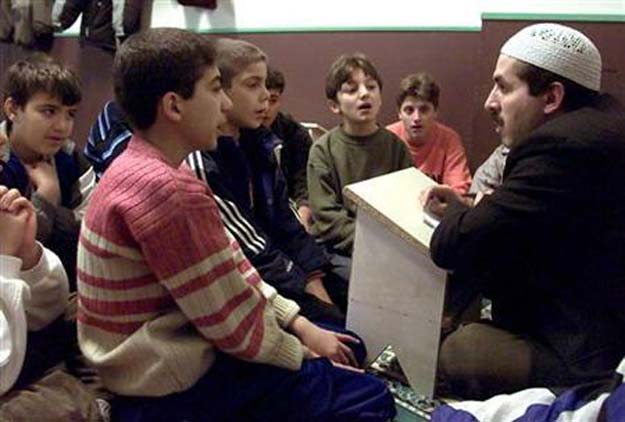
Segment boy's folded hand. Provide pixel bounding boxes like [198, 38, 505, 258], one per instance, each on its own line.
[0, 186, 40, 268]
[290, 316, 360, 367]
[25, 160, 61, 206]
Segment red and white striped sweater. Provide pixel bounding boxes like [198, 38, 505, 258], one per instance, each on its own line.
[77, 136, 303, 397]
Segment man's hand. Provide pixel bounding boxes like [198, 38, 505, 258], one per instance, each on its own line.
[289, 316, 360, 367]
[25, 160, 61, 205]
[304, 277, 333, 304]
[0, 186, 40, 268]
[419, 185, 467, 218]
[474, 189, 494, 206]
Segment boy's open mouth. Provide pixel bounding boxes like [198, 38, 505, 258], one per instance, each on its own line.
[357, 103, 372, 111]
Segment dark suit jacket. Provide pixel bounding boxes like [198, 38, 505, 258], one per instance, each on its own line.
[432, 95, 625, 384]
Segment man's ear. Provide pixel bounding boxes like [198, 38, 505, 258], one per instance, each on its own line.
[160, 92, 184, 123]
[3, 97, 19, 121]
[543, 82, 565, 115]
[327, 99, 341, 116]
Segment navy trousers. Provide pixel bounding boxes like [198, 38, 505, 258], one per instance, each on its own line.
[113, 355, 395, 422]
[113, 326, 395, 422]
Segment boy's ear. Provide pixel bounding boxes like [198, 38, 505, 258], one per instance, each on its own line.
[327, 99, 341, 116]
[543, 82, 565, 115]
[160, 92, 184, 123]
[3, 97, 19, 121]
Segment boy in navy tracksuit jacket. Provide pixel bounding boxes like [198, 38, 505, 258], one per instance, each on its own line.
[188, 129, 348, 320]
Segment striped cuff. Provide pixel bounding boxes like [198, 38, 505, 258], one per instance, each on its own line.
[271, 294, 300, 328]
[269, 331, 303, 371]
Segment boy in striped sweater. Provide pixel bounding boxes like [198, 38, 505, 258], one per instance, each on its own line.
[77, 28, 394, 421]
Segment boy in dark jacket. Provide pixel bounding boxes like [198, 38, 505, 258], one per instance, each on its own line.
[1, 55, 94, 288]
[204, 38, 349, 314]
[263, 67, 314, 230]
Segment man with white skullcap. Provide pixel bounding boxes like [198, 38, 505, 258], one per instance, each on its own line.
[423, 23, 625, 399]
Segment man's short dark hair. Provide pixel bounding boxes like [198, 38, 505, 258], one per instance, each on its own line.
[325, 53, 383, 101]
[396, 73, 439, 109]
[2, 53, 81, 133]
[515, 61, 598, 112]
[113, 28, 216, 130]
[266, 67, 285, 93]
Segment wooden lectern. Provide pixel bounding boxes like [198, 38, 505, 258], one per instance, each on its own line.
[344, 167, 447, 397]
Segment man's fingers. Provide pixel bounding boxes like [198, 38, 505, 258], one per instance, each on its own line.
[428, 197, 446, 216]
[418, 187, 433, 206]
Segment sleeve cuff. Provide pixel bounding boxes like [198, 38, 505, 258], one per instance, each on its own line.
[20, 243, 52, 286]
[269, 331, 304, 371]
[271, 294, 300, 328]
[0, 255, 23, 279]
[445, 199, 471, 217]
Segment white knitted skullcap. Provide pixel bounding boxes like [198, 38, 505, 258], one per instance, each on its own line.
[501, 23, 602, 91]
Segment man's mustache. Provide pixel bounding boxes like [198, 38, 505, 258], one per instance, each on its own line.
[489, 111, 504, 126]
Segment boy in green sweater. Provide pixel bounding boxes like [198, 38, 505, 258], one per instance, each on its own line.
[308, 53, 412, 264]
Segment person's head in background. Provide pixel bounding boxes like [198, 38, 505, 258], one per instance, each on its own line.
[484, 23, 601, 149]
[263, 66, 285, 127]
[215, 38, 269, 138]
[396, 72, 439, 146]
[2, 53, 81, 163]
[113, 28, 231, 156]
[325, 53, 383, 136]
